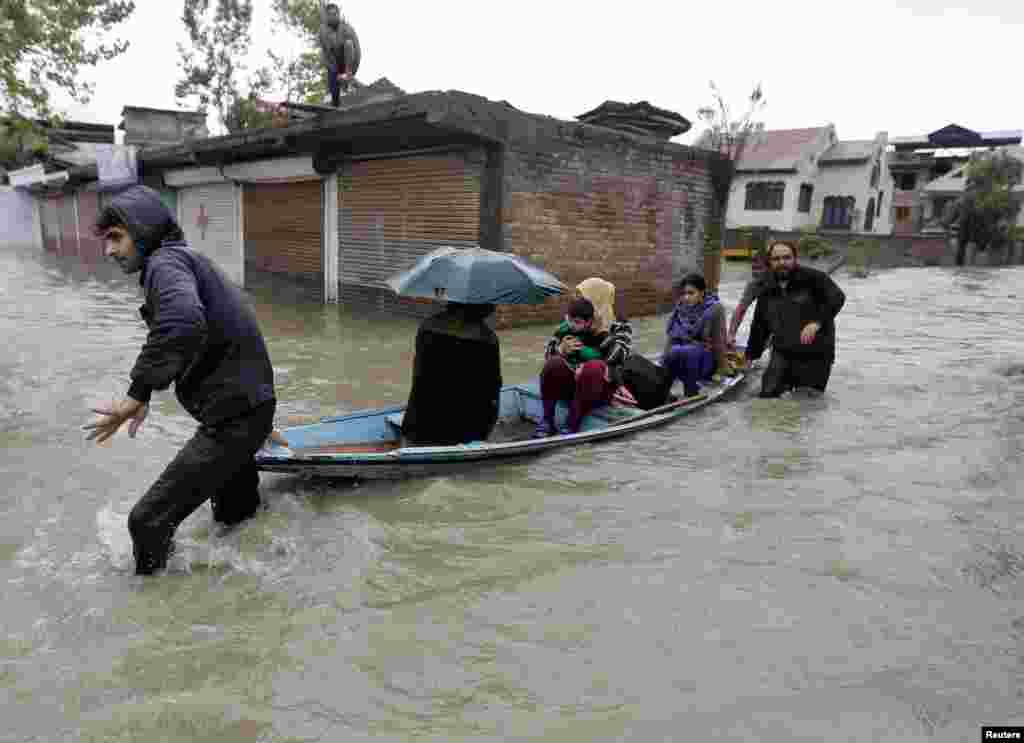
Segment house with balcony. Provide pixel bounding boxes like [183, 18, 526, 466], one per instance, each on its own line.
[887, 124, 1022, 234]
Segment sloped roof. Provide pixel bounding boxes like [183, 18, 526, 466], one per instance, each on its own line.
[712, 127, 831, 172]
[924, 146, 1024, 195]
[820, 139, 874, 164]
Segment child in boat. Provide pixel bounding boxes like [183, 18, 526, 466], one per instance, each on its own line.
[547, 298, 604, 369]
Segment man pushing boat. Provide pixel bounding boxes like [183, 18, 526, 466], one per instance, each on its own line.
[83, 185, 277, 575]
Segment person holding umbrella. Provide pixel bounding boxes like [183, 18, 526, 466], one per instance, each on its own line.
[401, 302, 502, 446]
[386, 247, 568, 446]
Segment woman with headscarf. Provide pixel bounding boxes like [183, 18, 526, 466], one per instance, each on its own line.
[663, 273, 726, 399]
[401, 302, 502, 445]
[535, 278, 633, 436]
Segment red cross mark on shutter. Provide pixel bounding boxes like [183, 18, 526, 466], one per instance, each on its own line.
[196, 204, 209, 240]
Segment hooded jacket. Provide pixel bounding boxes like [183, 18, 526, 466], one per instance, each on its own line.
[113, 186, 275, 424]
[745, 264, 845, 361]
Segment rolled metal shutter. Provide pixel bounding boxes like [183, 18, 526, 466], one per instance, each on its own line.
[179, 183, 241, 285]
[42, 197, 60, 253]
[338, 152, 482, 310]
[59, 194, 78, 257]
[244, 180, 322, 279]
[77, 191, 103, 262]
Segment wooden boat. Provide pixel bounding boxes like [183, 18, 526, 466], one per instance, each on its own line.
[255, 359, 755, 480]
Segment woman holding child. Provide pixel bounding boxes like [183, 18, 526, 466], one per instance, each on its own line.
[535, 278, 633, 437]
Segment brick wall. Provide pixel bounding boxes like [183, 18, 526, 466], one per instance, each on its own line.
[492, 132, 715, 328]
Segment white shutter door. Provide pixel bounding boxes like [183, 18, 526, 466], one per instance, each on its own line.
[180, 183, 241, 285]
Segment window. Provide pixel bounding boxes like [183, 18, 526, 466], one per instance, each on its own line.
[896, 173, 917, 190]
[744, 181, 785, 211]
[876, 191, 883, 217]
[895, 206, 912, 222]
[798, 184, 814, 213]
[870, 163, 880, 188]
[821, 196, 855, 229]
[864, 198, 876, 231]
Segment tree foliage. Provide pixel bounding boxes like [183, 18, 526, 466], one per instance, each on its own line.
[1, 0, 136, 117]
[696, 82, 766, 212]
[946, 149, 1023, 263]
[267, 0, 328, 104]
[1, 0, 135, 170]
[175, 0, 268, 134]
[695, 82, 767, 256]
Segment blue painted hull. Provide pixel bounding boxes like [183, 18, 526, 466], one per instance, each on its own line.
[256, 361, 754, 480]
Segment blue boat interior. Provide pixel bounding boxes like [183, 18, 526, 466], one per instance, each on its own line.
[266, 379, 650, 454]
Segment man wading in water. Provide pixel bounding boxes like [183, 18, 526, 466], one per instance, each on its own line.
[83, 185, 276, 575]
[744, 241, 845, 397]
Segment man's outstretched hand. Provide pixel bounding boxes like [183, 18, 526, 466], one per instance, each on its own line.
[83, 397, 149, 445]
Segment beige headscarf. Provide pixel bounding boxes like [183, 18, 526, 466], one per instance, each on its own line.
[575, 278, 616, 334]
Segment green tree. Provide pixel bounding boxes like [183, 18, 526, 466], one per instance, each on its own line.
[946, 150, 1024, 265]
[175, 0, 262, 134]
[267, 0, 329, 104]
[1, 0, 135, 169]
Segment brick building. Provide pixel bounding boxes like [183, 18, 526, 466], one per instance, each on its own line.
[17, 89, 725, 327]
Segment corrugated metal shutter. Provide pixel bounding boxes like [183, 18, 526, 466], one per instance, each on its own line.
[41, 197, 60, 253]
[338, 152, 482, 311]
[179, 183, 241, 285]
[59, 194, 78, 257]
[244, 180, 322, 278]
[77, 190, 103, 262]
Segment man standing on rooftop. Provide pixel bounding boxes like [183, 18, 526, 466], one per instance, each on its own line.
[319, 2, 361, 107]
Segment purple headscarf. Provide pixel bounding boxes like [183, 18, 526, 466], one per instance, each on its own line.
[666, 292, 720, 346]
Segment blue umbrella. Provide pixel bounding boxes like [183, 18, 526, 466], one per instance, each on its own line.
[385, 247, 568, 305]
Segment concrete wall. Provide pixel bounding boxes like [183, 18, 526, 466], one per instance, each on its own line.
[0, 187, 38, 247]
[495, 130, 716, 326]
[121, 108, 208, 148]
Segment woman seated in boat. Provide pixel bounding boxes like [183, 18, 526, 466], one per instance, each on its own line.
[401, 302, 502, 446]
[663, 273, 726, 400]
[535, 278, 633, 437]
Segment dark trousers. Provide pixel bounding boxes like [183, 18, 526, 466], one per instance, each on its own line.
[128, 400, 276, 575]
[326, 65, 341, 107]
[759, 351, 833, 398]
[540, 358, 613, 432]
[664, 343, 714, 396]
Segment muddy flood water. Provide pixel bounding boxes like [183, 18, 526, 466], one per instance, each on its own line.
[1, 242, 1022, 742]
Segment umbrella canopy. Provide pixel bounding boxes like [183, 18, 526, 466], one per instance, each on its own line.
[385, 247, 568, 305]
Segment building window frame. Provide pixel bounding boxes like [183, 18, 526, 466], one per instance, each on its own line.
[821, 195, 856, 229]
[744, 181, 786, 211]
[798, 183, 814, 213]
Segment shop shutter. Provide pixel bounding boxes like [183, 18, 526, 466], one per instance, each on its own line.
[41, 197, 60, 253]
[179, 183, 241, 285]
[338, 152, 482, 309]
[77, 190, 103, 262]
[58, 194, 78, 256]
[244, 180, 322, 279]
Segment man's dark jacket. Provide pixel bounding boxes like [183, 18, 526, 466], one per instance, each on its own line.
[745, 264, 845, 362]
[111, 187, 275, 424]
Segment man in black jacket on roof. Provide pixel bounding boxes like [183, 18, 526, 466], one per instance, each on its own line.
[83, 185, 276, 575]
[744, 241, 846, 397]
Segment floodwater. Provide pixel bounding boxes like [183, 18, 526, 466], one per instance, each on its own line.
[1, 242, 1022, 742]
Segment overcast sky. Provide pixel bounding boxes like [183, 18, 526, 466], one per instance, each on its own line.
[58, 0, 1023, 144]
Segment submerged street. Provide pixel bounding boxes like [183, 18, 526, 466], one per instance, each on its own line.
[1, 242, 1022, 741]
